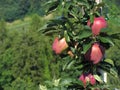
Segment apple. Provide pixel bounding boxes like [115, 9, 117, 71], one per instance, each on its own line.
[79, 73, 96, 88]
[84, 42, 105, 64]
[67, 50, 74, 57]
[52, 37, 68, 54]
[87, 16, 107, 36]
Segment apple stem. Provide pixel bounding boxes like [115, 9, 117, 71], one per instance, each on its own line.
[92, 35, 97, 42]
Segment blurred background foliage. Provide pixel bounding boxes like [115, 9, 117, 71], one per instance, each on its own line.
[0, 0, 119, 89]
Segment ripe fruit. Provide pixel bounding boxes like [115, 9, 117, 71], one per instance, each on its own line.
[52, 37, 68, 54]
[87, 16, 107, 36]
[84, 43, 105, 64]
[79, 73, 96, 88]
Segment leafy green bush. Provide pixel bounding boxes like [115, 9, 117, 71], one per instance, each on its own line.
[0, 18, 58, 89]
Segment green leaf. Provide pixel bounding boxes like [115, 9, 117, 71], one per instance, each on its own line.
[44, 80, 53, 87]
[53, 78, 61, 86]
[73, 29, 92, 40]
[100, 27, 110, 33]
[63, 60, 75, 70]
[110, 68, 118, 78]
[52, 87, 61, 90]
[45, 0, 60, 14]
[64, 30, 70, 42]
[60, 78, 73, 86]
[74, 64, 84, 70]
[79, 30, 92, 39]
[50, 16, 67, 25]
[110, 32, 120, 40]
[73, 79, 83, 86]
[94, 75, 103, 83]
[96, 2, 105, 8]
[104, 59, 114, 66]
[39, 84, 47, 90]
[99, 36, 114, 46]
[90, 15, 94, 24]
[81, 42, 92, 54]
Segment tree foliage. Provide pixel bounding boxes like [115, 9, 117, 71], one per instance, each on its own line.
[0, 0, 48, 21]
[0, 18, 58, 89]
[39, 0, 120, 89]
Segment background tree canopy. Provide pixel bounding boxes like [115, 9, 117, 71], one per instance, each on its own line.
[0, 0, 47, 21]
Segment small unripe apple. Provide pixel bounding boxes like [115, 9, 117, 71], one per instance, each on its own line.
[52, 37, 68, 54]
[67, 50, 74, 57]
[87, 16, 107, 36]
[84, 43, 105, 64]
[79, 73, 96, 88]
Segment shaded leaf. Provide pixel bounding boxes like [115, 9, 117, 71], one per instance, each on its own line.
[45, 0, 60, 14]
[79, 30, 92, 39]
[63, 60, 75, 70]
[81, 42, 92, 54]
[90, 15, 94, 24]
[110, 32, 120, 40]
[99, 36, 114, 46]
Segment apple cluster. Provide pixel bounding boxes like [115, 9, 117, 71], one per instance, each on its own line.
[52, 16, 107, 88]
[85, 16, 107, 64]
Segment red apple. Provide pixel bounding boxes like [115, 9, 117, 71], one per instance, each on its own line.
[84, 43, 105, 64]
[52, 37, 68, 54]
[79, 73, 96, 88]
[87, 16, 107, 36]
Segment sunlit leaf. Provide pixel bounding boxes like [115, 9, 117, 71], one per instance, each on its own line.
[110, 68, 118, 78]
[53, 78, 61, 86]
[94, 74, 103, 83]
[39, 84, 47, 90]
[60, 78, 73, 86]
[96, 2, 105, 8]
[64, 30, 70, 42]
[104, 59, 114, 66]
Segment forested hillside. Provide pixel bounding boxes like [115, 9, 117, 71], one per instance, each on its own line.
[0, 0, 47, 21]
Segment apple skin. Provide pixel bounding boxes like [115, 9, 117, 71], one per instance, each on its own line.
[87, 16, 107, 36]
[79, 73, 96, 88]
[52, 37, 68, 54]
[84, 42, 105, 64]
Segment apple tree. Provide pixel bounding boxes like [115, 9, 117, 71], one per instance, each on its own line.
[40, 0, 120, 89]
